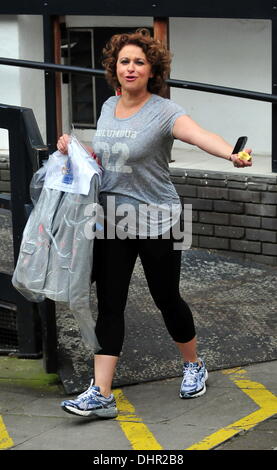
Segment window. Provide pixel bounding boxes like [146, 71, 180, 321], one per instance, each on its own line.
[68, 29, 96, 128]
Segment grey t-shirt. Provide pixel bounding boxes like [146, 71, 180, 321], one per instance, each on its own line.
[92, 93, 186, 236]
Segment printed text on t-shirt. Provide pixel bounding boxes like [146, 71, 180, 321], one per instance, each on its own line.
[95, 129, 137, 139]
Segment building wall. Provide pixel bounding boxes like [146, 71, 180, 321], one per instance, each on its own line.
[170, 18, 272, 156]
[0, 15, 45, 149]
[18, 15, 46, 142]
[0, 16, 21, 149]
[171, 166, 277, 266]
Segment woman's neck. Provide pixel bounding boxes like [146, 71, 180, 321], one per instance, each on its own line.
[119, 89, 152, 109]
[115, 89, 152, 119]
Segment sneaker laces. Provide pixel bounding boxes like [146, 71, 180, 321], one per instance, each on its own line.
[183, 363, 199, 386]
[76, 381, 101, 402]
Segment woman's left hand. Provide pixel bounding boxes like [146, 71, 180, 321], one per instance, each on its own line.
[229, 148, 253, 168]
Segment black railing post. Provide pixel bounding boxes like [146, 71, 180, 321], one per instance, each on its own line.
[43, 15, 58, 153]
[272, 18, 277, 172]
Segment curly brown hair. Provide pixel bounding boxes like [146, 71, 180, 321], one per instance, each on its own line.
[102, 28, 171, 96]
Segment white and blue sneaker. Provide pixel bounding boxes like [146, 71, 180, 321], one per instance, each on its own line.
[61, 380, 118, 418]
[179, 359, 208, 398]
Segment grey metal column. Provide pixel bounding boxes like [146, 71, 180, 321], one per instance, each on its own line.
[272, 17, 277, 172]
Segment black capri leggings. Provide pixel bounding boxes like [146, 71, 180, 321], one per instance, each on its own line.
[92, 235, 196, 356]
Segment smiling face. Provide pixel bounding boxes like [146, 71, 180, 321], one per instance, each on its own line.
[116, 44, 153, 94]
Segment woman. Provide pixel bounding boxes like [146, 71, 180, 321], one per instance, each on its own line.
[58, 29, 252, 418]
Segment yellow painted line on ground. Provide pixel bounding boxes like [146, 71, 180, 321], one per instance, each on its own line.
[113, 388, 163, 450]
[0, 415, 14, 450]
[186, 367, 277, 450]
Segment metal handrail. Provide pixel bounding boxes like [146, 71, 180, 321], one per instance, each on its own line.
[0, 56, 276, 104]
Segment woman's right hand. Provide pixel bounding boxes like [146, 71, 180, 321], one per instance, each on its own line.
[57, 134, 70, 154]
